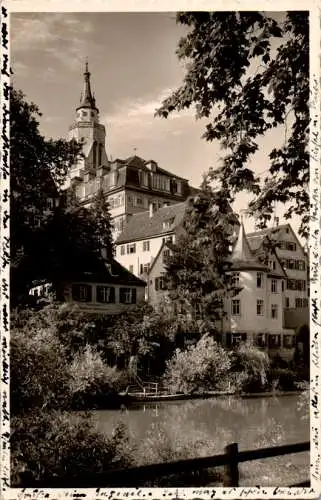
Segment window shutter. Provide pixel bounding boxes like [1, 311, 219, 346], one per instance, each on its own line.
[110, 287, 115, 303]
[131, 288, 137, 304]
[119, 288, 125, 303]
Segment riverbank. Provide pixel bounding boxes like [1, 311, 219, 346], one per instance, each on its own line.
[117, 389, 305, 405]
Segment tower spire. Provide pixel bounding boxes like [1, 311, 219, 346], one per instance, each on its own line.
[76, 60, 98, 112]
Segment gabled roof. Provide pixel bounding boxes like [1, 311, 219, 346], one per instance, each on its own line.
[247, 223, 305, 256]
[32, 250, 146, 287]
[148, 240, 167, 275]
[62, 252, 146, 286]
[227, 224, 269, 271]
[116, 201, 188, 244]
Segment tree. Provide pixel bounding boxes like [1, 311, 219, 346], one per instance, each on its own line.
[90, 188, 115, 258]
[164, 177, 239, 320]
[10, 88, 82, 303]
[156, 12, 309, 238]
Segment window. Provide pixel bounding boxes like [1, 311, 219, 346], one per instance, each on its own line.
[283, 335, 295, 348]
[97, 286, 115, 303]
[163, 218, 175, 230]
[295, 298, 309, 308]
[268, 259, 276, 270]
[140, 263, 150, 275]
[286, 242, 297, 251]
[152, 174, 171, 191]
[232, 272, 240, 287]
[155, 277, 167, 291]
[127, 195, 133, 206]
[120, 245, 125, 256]
[297, 260, 306, 271]
[93, 140, 97, 167]
[163, 249, 170, 262]
[72, 284, 92, 302]
[271, 279, 278, 293]
[136, 197, 143, 206]
[98, 143, 103, 165]
[271, 304, 278, 319]
[256, 334, 266, 348]
[257, 299, 264, 316]
[143, 240, 150, 252]
[285, 297, 290, 308]
[127, 243, 136, 254]
[257, 272, 263, 288]
[282, 281, 284, 292]
[119, 288, 137, 304]
[268, 334, 281, 349]
[232, 299, 240, 315]
[231, 333, 247, 346]
[297, 280, 306, 291]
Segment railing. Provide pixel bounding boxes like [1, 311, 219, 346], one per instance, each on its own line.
[126, 376, 169, 396]
[26, 441, 310, 488]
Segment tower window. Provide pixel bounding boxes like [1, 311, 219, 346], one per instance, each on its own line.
[98, 143, 103, 166]
[93, 140, 97, 167]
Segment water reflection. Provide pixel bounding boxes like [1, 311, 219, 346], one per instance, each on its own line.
[95, 394, 308, 450]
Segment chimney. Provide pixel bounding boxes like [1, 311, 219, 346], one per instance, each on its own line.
[274, 216, 279, 227]
[149, 202, 156, 218]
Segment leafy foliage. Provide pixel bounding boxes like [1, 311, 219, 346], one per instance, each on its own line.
[10, 323, 72, 414]
[69, 345, 121, 407]
[11, 412, 133, 486]
[90, 187, 115, 258]
[164, 177, 238, 319]
[10, 88, 115, 304]
[163, 334, 232, 394]
[156, 12, 309, 237]
[10, 88, 82, 301]
[231, 341, 270, 392]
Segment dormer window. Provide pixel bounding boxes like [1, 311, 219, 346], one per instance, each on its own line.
[163, 218, 175, 230]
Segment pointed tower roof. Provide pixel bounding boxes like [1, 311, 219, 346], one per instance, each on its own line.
[228, 223, 268, 271]
[76, 61, 98, 112]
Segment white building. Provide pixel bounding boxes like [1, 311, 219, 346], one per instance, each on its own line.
[221, 224, 296, 360]
[247, 223, 308, 310]
[115, 201, 187, 278]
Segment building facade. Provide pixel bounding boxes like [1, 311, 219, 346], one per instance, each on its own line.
[65, 63, 195, 239]
[247, 223, 308, 311]
[115, 201, 187, 278]
[221, 224, 296, 361]
[29, 251, 146, 314]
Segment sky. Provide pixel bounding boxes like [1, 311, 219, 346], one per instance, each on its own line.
[11, 11, 302, 238]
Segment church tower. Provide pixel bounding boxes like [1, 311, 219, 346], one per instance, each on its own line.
[67, 61, 108, 184]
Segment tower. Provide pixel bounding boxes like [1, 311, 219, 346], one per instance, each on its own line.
[67, 61, 108, 184]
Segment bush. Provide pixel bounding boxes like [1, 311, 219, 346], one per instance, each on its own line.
[11, 411, 134, 486]
[267, 367, 299, 391]
[231, 342, 270, 393]
[68, 345, 122, 409]
[163, 334, 231, 394]
[10, 306, 134, 486]
[11, 325, 72, 414]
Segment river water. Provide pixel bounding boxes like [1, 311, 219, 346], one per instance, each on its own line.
[93, 394, 309, 486]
